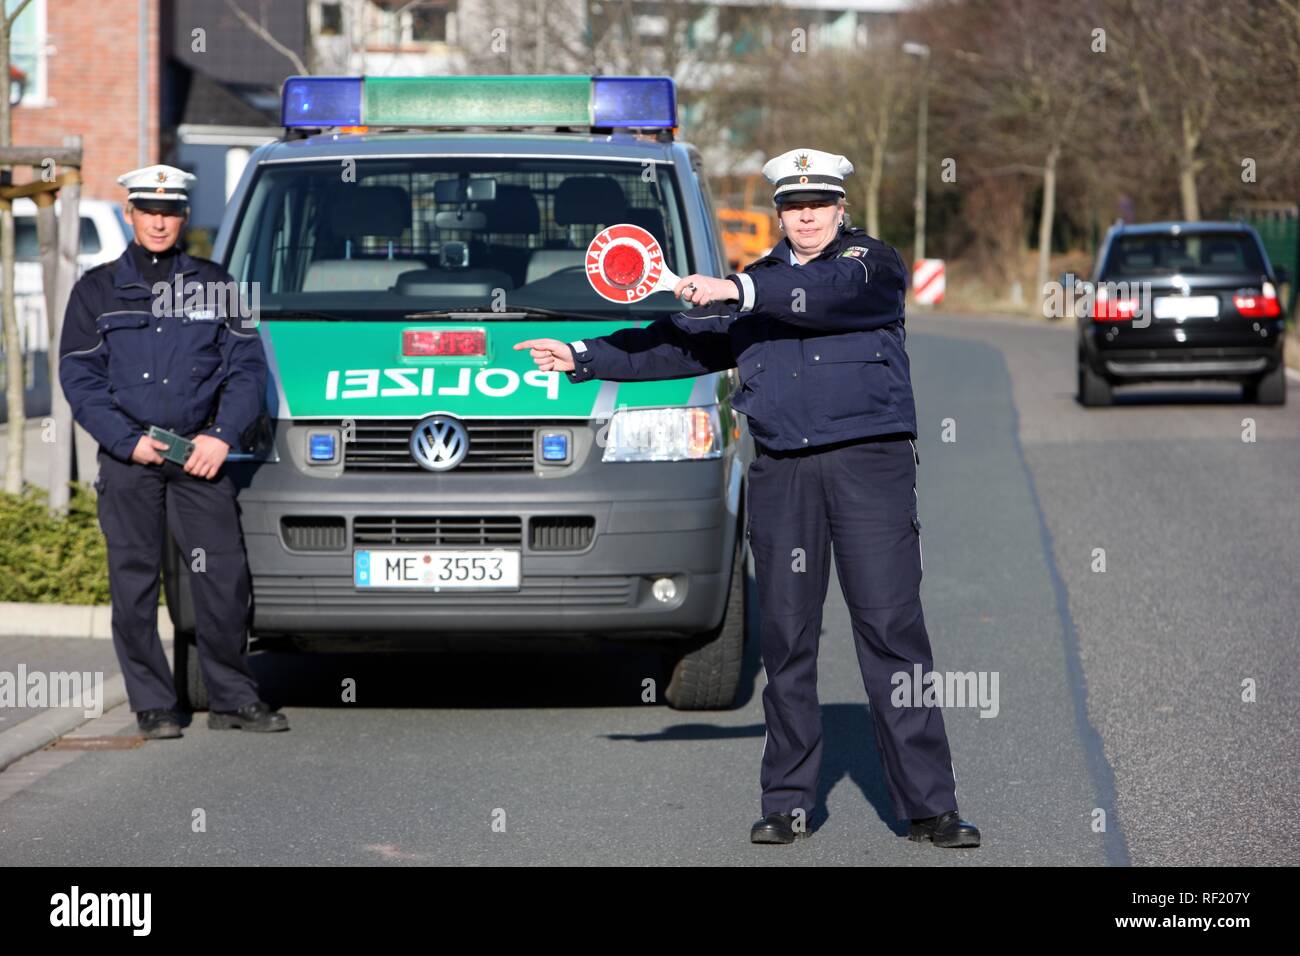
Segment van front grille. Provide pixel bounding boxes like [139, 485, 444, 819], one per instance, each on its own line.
[352, 515, 524, 548]
[325, 419, 577, 472]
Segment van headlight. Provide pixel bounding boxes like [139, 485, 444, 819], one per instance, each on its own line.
[601, 405, 722, 462]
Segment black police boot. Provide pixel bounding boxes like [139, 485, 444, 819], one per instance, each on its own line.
[750, 811, 809, 844]
[136, 708, 182, 739]
[908, 810, 980, 848]
[207, 700, 289, 732]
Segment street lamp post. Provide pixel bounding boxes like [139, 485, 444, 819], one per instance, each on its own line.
[903, 41, 930, 266]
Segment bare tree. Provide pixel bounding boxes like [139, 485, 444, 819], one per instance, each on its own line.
[1104, 0, 1250, 221]
[1, 0, 34, 494]
[224, 0, 309, 75]
[911, 0, 1099, 307]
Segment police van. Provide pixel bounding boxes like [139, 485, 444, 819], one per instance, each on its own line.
[163, 76, 750, 710]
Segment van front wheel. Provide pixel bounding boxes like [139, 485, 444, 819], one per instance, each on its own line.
[664, 538, 746, 711]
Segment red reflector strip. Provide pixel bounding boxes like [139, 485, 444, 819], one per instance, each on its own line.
[403, 328, 487, 356]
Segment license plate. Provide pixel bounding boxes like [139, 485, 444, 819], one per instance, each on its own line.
[354, 549, 521, 589]
[1153, 295, 1219, 320]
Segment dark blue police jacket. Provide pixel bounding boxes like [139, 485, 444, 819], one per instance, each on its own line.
[565, 224, 917, 451]
[58, 246, 267, 463]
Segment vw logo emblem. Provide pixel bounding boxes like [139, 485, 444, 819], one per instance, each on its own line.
[409, 415, 469, 472]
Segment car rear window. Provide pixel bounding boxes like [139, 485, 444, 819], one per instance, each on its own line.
[1103, 231, 1265, 278]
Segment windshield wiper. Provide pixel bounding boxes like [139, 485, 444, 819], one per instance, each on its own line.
[405, 305, 617, 321]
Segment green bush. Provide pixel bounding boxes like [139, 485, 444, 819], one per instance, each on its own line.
[0, 484, 112, 604]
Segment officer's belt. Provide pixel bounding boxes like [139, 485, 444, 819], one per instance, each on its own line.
[754, 432, 912, 458]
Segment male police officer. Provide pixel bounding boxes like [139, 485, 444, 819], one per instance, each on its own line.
[516, 149, 978, 847]
[58, 164, 287, 738]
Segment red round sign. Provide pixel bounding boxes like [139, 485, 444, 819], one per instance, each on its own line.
[585, 224, 674, 303]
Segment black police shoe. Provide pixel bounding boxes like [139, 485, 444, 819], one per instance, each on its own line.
[908, 810, 981, 848]
[750, 812, 810, 844]
[136, 708, 182, 739]
[207, 700, 289, 732]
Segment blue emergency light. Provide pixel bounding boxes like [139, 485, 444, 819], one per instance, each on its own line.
[283, 76, 363, 127]
[540, 432, 570, 463]
[308, 432, 337, 462]
[281, 76, 676, 131]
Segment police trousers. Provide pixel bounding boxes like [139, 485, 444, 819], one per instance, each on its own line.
[746, 434, 958, 821]
[94, 449, 261, 712]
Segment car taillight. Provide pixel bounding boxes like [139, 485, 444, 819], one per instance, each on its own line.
[403, 328, 487, 356]
[1233, 283, 1281, 318]
[1092, 289, 1140, 321]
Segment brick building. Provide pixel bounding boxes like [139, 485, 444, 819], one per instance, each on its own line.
[9, 0, 300, 229]
[11, 0, 161, 200]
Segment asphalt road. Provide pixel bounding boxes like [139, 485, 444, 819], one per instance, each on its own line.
[1, 311, 1296, 866]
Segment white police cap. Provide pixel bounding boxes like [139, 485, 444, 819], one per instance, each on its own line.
[117, 164, 196, 208]
[762, 148, 854, 205]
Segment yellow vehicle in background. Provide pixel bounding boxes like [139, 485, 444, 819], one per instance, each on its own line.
[718, 207, 775, 272]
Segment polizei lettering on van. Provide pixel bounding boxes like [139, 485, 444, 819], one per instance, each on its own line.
[324, 367, 560, 401]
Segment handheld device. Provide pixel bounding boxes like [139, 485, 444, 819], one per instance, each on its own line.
[147, 425, 195, 465]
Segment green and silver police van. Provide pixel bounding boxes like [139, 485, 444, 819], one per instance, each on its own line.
[163, 76, 750, 711]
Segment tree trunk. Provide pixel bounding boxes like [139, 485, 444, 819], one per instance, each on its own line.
[1036, 142, 1060, 316]
[866, 137, 885, 237]
[1178, 160, 1200, 222]
[1, 200, 20, 494]
[47, 160, 80, 512]
[1, 16, 23, 496]
[1179, 104, 1201, 221]
[35, 191, 63, 510]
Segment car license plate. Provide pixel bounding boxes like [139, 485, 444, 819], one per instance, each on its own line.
[354, 549, 521, 589]
[1153, 295, 1218, 320]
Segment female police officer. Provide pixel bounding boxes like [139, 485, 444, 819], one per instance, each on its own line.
[59, 165, 287, 738]
[516, 148, 978, 848]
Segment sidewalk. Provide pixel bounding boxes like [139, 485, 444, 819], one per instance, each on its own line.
[0, 629, 173, 771]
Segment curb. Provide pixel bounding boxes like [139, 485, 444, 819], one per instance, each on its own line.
[0, 602, 173, 640]
[0, 673, 129, 771]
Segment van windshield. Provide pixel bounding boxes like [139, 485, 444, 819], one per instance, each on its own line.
[224, 157, 693, 319]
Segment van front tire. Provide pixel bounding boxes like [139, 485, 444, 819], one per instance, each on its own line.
[664, 538, 746, 711]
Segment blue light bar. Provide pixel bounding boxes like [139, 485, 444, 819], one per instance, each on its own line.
[282, 76, 362, 128]
[279, 75, 677, 131]
[592, 77, 676, 128]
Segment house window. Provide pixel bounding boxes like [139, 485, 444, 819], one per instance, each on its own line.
[404, 2, 450, 44]
[318, 1, 343, 37]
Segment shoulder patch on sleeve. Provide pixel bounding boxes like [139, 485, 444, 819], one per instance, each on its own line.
[840, 246, 869, 258]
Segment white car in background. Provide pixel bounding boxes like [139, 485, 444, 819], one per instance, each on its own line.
[1, 198, 130, 420]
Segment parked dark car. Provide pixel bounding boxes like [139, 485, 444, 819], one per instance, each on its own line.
[1074, 221, 1288, 406]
